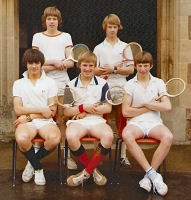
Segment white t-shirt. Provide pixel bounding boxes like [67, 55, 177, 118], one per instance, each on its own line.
[93, 38, 134, 87]
[32, 32, 73, 88]
[13, 70, 58, 108]
[124, 73, 167, 123]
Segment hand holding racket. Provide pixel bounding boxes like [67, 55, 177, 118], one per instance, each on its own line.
[122, 42, 142, 66]
[156, 78, 186, 100]
[56, 87, 76, 108]
[66, 44, 89, 62]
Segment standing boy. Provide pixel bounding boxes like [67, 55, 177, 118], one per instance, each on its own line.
[122, 51, 173, 196]
[13, 49, 61, 185]
[64, 51, 113, 186]
[93, 14, 134, 167]
[32, 6, 76, 169]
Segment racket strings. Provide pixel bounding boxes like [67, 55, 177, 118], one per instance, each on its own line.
[123, 43, 142, 60]
[57, 88, 76, 107]
[166, 79, 185, 96]
[106, 87, 125, 105]
[72, 46, 89, 60]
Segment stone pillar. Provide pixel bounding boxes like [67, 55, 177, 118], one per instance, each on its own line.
[158, 0, 191, 143]
[0, 0, 19, 141]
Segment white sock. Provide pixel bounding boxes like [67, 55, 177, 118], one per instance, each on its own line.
[121, 142, 127, 158]
[146, 167, 157, 182]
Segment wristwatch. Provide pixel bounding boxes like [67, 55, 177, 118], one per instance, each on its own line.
[113, 66, 118, 74]
[26, 114, 32, 122]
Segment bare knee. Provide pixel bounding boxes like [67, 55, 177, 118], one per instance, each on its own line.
[47, 132, 61, 146]
[161, 133, 173, 147]
[122, 131, 136, 145]
[101, 132, 113, 148]
[16, 134, 30, 146]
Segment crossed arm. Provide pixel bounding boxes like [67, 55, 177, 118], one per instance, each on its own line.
[64, 103, 112, 119]
[41, 47, 74, 73]
[13, 96, 57, 127]
[122, 94, 172, 118]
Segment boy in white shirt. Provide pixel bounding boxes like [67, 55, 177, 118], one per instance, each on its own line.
[13, 49, 61, 185]
[64, 51, 113, 187]
[93, 14, 134, 167]
[122, 51, 173, 196]
[32, 6, 76, 169]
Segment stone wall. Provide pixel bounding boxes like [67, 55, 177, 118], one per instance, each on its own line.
[0, 0, 19, 142]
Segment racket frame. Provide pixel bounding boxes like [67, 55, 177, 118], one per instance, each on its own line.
[56, 87, 77, 108]
[122, 42, 142, 62]
[156, 77, 186, 100]
[105, 86, 127, 105]
[66, 43, 89, 62]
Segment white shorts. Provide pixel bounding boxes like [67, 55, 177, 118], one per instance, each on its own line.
[66, 115, 106, 130]
[27, 118, 56, 130]
[127, 121, 163, 137]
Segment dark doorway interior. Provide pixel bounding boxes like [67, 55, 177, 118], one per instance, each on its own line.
[19, 0, 157, 79]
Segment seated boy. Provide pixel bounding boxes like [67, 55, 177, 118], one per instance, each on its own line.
[122, 51, 173, 196]
[13, 49, 61, 185]
[64, 51, 113, 186]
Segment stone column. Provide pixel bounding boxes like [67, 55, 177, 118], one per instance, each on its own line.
[0, 0, 19, 141]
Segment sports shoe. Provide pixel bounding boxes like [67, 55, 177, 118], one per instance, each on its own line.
[22, 161, 34, 182]
[92, 168, 107, 186]
[152, 173, 168, 196]
[139, 176, 152, 193]
[67, 157, 78, 170]
[120, 157, 132, 168]
[67, 169, 90, 187]
[34, 169, 46, 185]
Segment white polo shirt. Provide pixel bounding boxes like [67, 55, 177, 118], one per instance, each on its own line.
[32, 32, 73, 89]
[93, 38, 134, 87]
[13, 70, 58, 108]
[124, 73, 167, 122]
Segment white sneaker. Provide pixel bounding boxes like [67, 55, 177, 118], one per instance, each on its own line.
[67, 157, 78, 170]
[34, 169, 46, 185]
[22, 161, 34, 182]
[152, 173, 168, 196]
[67, 169, 90, 187]
[92, 168, 107, 186]
[139, 176, 152, 192]
[120, 157, 132, 168]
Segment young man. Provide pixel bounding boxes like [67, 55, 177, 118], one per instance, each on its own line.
[13, 49, 61, 185]
[93, 14, 134, 167]
[64, 51, 113, 187]
[122, 51, 173, 196]
[32, 6, 76, 169]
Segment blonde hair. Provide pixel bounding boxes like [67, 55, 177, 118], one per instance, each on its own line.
[134, 51, 153, 66]
[41, 6, 62, 29]
[102, 14, 123, 31]
[77, 51, 97, 68]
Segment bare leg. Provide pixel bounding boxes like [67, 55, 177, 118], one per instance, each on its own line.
[148, 125, 173, 170]
[122, 124, 151, 171]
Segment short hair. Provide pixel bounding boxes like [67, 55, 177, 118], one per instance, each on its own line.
[102, 14, 123, 31]
[41, 6, 62, 29]
[134, 51, 153, 66]
[22, 49, 45, 67]
[77, 51, 97, 68]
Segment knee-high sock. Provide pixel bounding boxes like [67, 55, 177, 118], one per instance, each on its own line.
[21, 145, 42, 170]
[36, 144, 51, 161]
[70, 144, 90, 167]
[85, 143, 110, 174]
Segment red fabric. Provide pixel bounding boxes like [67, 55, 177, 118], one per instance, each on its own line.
[78, 104, 84, 113]
[85, 149, 105, 174]
[77, 151, 90, 167]
[119, 112, 127, 138]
